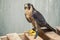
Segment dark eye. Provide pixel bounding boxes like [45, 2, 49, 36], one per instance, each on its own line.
[24, 7, 27, 9]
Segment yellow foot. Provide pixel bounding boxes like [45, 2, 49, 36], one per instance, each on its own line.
[28, 29, 36, 36]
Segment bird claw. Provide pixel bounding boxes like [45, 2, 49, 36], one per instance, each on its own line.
[28, 29, 38, 39]
[28, 29, 36, 36]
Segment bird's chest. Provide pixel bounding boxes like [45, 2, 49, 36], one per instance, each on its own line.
[26, 13, 32, 20]
[26, 13, 34, 22]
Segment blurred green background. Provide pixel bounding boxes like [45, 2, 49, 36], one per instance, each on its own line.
[0, 0, 60, 36]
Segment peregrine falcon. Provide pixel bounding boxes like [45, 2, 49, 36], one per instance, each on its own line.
[24, 3, 56, 39]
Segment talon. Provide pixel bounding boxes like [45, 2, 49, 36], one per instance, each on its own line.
[28, 29, 36, 36]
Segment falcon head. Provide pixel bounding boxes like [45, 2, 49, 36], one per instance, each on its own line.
[24, 3, 35, 14]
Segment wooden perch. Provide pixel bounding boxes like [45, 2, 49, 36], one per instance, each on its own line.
[56, 27, 60, 35]
[0, 26, 60, 40]
[19, 33, 29, 40]
[37, 27, 52, 40]
[24, 32, 43, 40]
[0, 36, 8, 40]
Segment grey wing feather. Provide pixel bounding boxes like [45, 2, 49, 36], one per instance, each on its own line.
[32, 11, 46, 25]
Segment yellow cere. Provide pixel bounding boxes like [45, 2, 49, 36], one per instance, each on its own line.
[28, 29, 36, 36]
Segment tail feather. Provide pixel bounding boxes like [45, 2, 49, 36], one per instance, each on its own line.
[45, 23, 56, 33]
